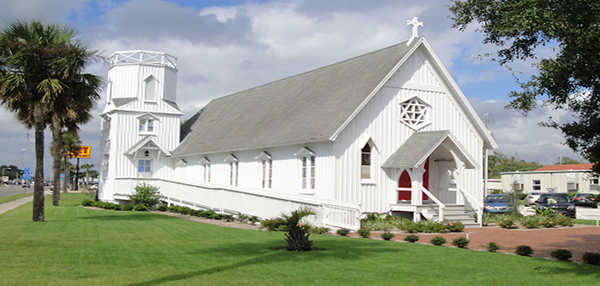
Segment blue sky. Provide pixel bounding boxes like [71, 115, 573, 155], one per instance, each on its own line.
[0, 0, 583, 178]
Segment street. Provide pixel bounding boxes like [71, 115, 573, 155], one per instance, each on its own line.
[0, 185, 32, 197]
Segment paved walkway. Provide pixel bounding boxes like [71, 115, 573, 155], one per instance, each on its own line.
[0, 196, 34, 215]
[358, 226, 600, 262]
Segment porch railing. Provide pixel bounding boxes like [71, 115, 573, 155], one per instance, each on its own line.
[457, 187, 483, 227]
[420, 186, 446, 222]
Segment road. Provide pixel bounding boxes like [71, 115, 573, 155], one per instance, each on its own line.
[0, 185, 33, 197]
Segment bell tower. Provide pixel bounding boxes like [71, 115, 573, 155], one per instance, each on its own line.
[99, 51, 182, 202]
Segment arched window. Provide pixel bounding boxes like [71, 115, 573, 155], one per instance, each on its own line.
[361, 143, 371, 179]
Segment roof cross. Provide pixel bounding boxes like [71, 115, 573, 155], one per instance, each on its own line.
[407, 16, 423, 45]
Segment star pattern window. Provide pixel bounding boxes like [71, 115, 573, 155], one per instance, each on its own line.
[399, 97, 431, 130]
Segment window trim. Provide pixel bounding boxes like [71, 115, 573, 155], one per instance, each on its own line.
[225, 154, 239, 186]
[143, 75, 158, 102]
[137, 159, 152, 173]
[532, 179, 541, 191]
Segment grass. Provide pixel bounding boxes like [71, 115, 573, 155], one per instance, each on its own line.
[1, 194, 600, 285]
[575, 219, 600, 226]
[0, 192, 33, 204]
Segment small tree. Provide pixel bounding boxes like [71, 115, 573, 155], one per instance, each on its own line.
[129, 183, 161, 209]
[282, 208, 315, 251]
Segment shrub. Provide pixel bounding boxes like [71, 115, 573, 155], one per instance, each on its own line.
[120, 204, 133, 211]
[209, 213, 223, 220]
[499, 218, 517, 229]
[81, 199, 94, 206]
[446, 221, 464, 232]
[282, 208, 315, 251]
[336, 228, 350, 236]
[483, 242, 501, 252]
[404, 234, 419, 243]
[129, 183, 161, 209]
[582, 252, 600, 265]
[133, 204, 148, 211]
[309, 227, 330, 234]
[156, 204, 167, 211]
[381, 231, 395, 241]
[357, 228, 371, 238]
[555, 215, 574, 227]
[550, 249, 572, 261]
[248, 216, 260, 224]
[520, 216, 541, 229]
[223, 214, 235, 222]
[261, 217, 287, 231]
[236, 213, 249, 223]
[431, 236, 446, 246]
[452, 237, 469, 248]
[515, 245, 534, 256]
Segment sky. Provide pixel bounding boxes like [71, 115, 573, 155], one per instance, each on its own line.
[0, 0, 585, 179]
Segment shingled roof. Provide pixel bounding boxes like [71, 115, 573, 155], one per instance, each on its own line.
[172, 39, 419, 157]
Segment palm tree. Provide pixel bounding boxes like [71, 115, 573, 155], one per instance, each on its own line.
[60, 130, 80, 194]
[0, 20, 101, 220]
[80, 163, 94, 185]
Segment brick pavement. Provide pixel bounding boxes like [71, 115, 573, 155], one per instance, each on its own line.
[362, 226, 600, 262]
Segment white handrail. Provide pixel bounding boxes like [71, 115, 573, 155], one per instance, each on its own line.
[457, 187, 483, 227]
[420, 186, 446, 222]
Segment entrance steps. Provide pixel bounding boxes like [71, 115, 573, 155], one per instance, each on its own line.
[430, 204, 479, 228]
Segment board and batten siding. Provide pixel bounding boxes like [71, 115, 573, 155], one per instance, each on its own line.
[176, 142, 336, 198]
[333, 48, 484, 213]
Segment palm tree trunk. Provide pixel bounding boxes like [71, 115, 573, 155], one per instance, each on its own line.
[32, 101, 45, 222]
[51, 122, 61, 206]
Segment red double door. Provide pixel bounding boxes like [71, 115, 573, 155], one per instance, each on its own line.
[398, 160, 429, 201]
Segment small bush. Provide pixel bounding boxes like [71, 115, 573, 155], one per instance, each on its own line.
[499, 218, 517, 229]
[199, 210, 216, 218]
[248, 216, 260, 224]
[120, 204, 133, 211]
[404, 234, 419, 243]
[550, 249, 572, 261]
[209, 213, 223, 220]
[446, 221, 464, 232]
[336, 228, 350, 236]
[133, 204, 148, 211]
[515, 245, 534, 256]
[582, 252, 600, 265]
[431, 236, 446, 246]
[261, 217, 287, 231]
[381, 231, 395, 241]
[309, 227, 330, 234]
[357, 228, 371, 238]
[156, 204, 167, 211]
[483, 242, 501, 252]
[129, 183, 161, 209]
[223, 214, 235, 222]
[81, 199, 94, 206]
[236, 213, 249, 223]
[452, 237, 469, 249]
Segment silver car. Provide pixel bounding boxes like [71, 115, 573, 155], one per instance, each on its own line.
[525, 192, 541, 205]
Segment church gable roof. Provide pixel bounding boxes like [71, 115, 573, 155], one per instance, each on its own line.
[173, 40, 419, 157]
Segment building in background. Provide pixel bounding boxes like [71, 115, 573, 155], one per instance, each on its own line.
[501, 164, 599, 195]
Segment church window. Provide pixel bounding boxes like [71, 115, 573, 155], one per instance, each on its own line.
[302, 156, 315, 189]
[262, 159, 272, 189]
[399, 97, 430, 130]
[225, 154, 239, 186]
[144, 76, 157, 102]
[361, 143, 371, 180]
[138, 159, 152, 173]
[200, 157, 211, 182]
[139, 119, 155, 133]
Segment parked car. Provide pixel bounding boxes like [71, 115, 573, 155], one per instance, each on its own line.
[572, 193, 598, 208]
[484, 194, 511, 214]
[525, 192, 541, 205]
[535, 193, 576, 218]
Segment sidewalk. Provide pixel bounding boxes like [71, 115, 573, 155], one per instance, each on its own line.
[0, 196, 34, 215]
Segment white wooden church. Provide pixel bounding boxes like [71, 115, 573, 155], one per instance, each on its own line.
[99, 20, 497, 230]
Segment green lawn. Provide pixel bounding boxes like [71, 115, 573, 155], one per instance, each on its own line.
[1, 194, 599, 285]
[0, 192, 32, 204]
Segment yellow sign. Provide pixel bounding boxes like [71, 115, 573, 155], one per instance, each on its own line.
[70, 146, 91, 159]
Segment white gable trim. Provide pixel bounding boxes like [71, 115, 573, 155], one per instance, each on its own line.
[124, 136, 172, 157]
[224, 154, 238, 163]
[176, 159, 187, 167]
[255, 151, 272, 161]
[330, 38, 423, 142]
[136, 112, 160, 121]
[294, 147, 315, 157]
[199, 156, 210, 165]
